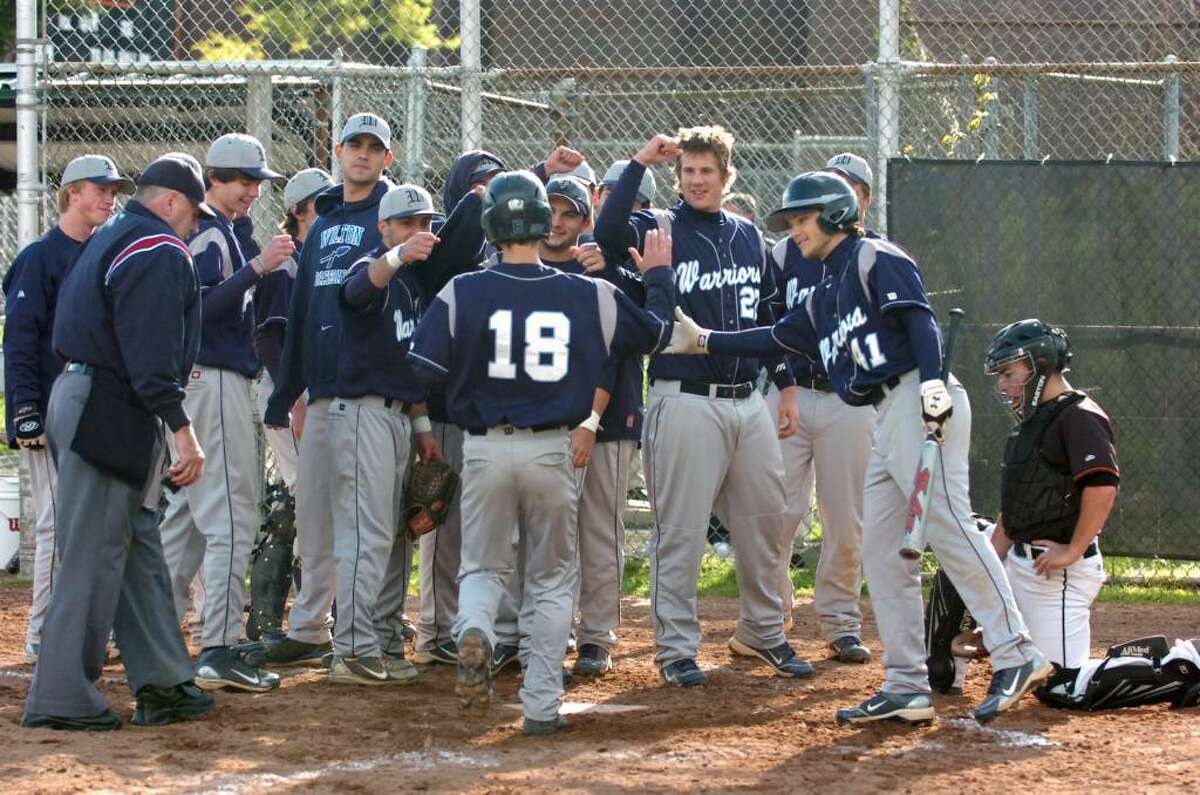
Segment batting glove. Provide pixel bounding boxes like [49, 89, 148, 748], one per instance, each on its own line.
[663, 307, 709, 355]
[13, 402, 46, 449]
[919, 379, 952, 441]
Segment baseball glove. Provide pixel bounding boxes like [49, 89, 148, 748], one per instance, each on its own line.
[951, 626, 989, 659]
[404, 459, 459, 537]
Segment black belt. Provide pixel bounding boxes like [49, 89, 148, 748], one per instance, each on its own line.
[794, 373, 834, 393]
[383, 398, 411, 411]
[677, 379, 754, 400]
[867, 375, 902, 407]
[1012, 540, 1099, 560]
[65, 361, 96, 375]
[466, 422, 566, 436]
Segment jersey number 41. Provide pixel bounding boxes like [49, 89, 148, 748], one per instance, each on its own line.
[487, 309, 570, 382]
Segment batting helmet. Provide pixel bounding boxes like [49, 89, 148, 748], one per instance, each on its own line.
[984, 319, 1072, 421]
[765, 171, 859, 234]
[481, 171, 552, 245]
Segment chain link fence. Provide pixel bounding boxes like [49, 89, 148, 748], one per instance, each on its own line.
[5, 0, 1198, 579]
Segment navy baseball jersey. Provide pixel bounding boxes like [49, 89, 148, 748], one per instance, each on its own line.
[335, 244, 425, 403]
[593, 159, 791, 390]
[407, 262, 674, 431]
[708, 234, 939, 406]
[544, 255, 646, 443]
[2, 225, 88, 447]
[188, 210, 262, 377]
[265, 178, 389, 425]
[768, 236, 827, 381]
[53, 200, 201, 431]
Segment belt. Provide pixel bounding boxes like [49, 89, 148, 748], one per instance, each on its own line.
[65, 362, 96, 375]
[794, 373, 834, 393]
[466, 422, 567, 437]
[337, 395, 412, 412]
[1012, 540, 1100, 560]
[673, 379, 754, 400]
[867, 374, 902, 407]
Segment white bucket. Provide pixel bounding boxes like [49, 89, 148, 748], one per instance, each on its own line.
[0, 475, 21, 565]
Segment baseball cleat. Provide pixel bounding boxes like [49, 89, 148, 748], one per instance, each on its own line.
[412, 640, 458, 665]
[973, 650, 1054, 722]
[573, 643, 613, 677]
[24, 642, 39, 664]
[329, 655, 416, 686]
[131, 682, 214, 726]
[244, 637, 331, 667]
[491, 643, 521, 675]
[835, 691, 935, 726]
[729, 637, 815, 678]
[382, 654, 421, 684]
[22, 708, 122, 732]
[660, 658, 709, 688]
[195, 647, 282, 692]
[829, 635, 871, 664]
[523, 713, 570, 736]
[457, 628, 494, 709]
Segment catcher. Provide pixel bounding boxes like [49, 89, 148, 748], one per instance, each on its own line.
[926, 320, 1200, 710]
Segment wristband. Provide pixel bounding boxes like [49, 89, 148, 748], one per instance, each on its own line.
[411, 415, 433, 434]
[385, 244, 405, 270]
[577, 410, 601, 433]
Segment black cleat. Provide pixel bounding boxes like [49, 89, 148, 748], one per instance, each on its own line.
[195, 647, 281, 692]
[660, 658, 708, 688]
[572, 643, 613, 677]
[522, 714, 569, 736]
[131, 682, 215, 726]
[829, 635, 871, 664]
[22, 709, 122, 731]
[974, 651, 1053, 722]
[729, 637, 815, 678]
[836, 691, 935, 726]
[491, 643, 521, 675]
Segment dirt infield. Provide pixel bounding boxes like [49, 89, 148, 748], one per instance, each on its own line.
[1, 582, 1197, 793]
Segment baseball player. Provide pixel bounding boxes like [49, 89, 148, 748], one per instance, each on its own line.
[410, 150, 496, 666]
[158, 133, 293, 693]
[721, 192, 758, 224]
[257, 113, 394, 667]
[23, 154, 213, 730]
[325, 184, 475, 684]
[664, 171, 1050, 723]
[594, 130, 813, 687]
[407, 171, 675, 736]
[538, 175, 643, 677]
[762, 152, 881, 664]
[3, 155, 133, 663]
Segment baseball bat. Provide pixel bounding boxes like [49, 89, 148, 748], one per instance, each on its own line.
[899, 307, 966, 560]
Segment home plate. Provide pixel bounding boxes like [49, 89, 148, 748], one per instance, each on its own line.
[503, 702, 650, 715]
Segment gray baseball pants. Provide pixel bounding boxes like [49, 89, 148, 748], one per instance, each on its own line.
[286, 398, 337, 644]
[328, 396, 414, 659]
[863, 371, 1036, 693]
[24, 370, 194, 719]
[160, 366, 260, 649]
[765, 383, 873, 642]
[453, 427, 581, 722]
[415, 420, 464, 653]
[21, 446, 58, 650]
[643, 381, 798, 667]
[576, 438, 637, 650]
[256, 370, 300, 491]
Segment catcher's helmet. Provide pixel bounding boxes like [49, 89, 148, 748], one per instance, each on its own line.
[481, 170, 552, 245]
[766, 171, 859, 234]
[984, 319, 1072, 421]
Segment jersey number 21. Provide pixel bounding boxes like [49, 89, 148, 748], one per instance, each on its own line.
[487, 309, 570, 382]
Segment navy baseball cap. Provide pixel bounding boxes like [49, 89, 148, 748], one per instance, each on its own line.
[138, 154, 216, 219]
[469, 154, 506, 184]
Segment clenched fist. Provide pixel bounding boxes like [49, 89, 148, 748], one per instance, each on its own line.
[545, 146, 585, 176]
[259, 234, 297, 272]
[634, 134, 682, 167]
[401, 232, 441, 264]
[920, 378, 953, 441]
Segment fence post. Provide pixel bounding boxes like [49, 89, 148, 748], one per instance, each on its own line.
[875, 0, 901, 235]
[550, 78, 576, 146]
[330, 48, 345, 181]
[460, 0, 483, 151]
[246, 71, 274, 242]
[404, 46, 429, 185]
[1163, 54, 1180, 162]
[1022, 76, 1038, 159]
[983, 56, 1000, 159]
[864, 66, 878, 172]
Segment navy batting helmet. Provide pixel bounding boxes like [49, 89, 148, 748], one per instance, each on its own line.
[481, 171, 552, 245]
[765, 172, 859, 234]
[984, 318, 1072, 421]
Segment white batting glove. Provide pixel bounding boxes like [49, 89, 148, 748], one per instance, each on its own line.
[662, 307, 709, 355]
[920, 378, 953, 441]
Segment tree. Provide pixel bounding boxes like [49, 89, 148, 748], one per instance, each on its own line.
[194, 0, 456, 62]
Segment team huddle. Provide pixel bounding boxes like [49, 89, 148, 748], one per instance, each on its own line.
[5, 115, 1199, 736]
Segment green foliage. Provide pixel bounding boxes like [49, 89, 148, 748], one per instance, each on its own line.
[941, 73, 999, 155]
[195, 0, 455, 61]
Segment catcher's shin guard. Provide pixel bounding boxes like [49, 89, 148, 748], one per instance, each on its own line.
[925, 568, 971, 693]
[246, 487, 297, 641]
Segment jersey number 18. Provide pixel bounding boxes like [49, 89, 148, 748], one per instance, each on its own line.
[487, 309, 571, 382]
